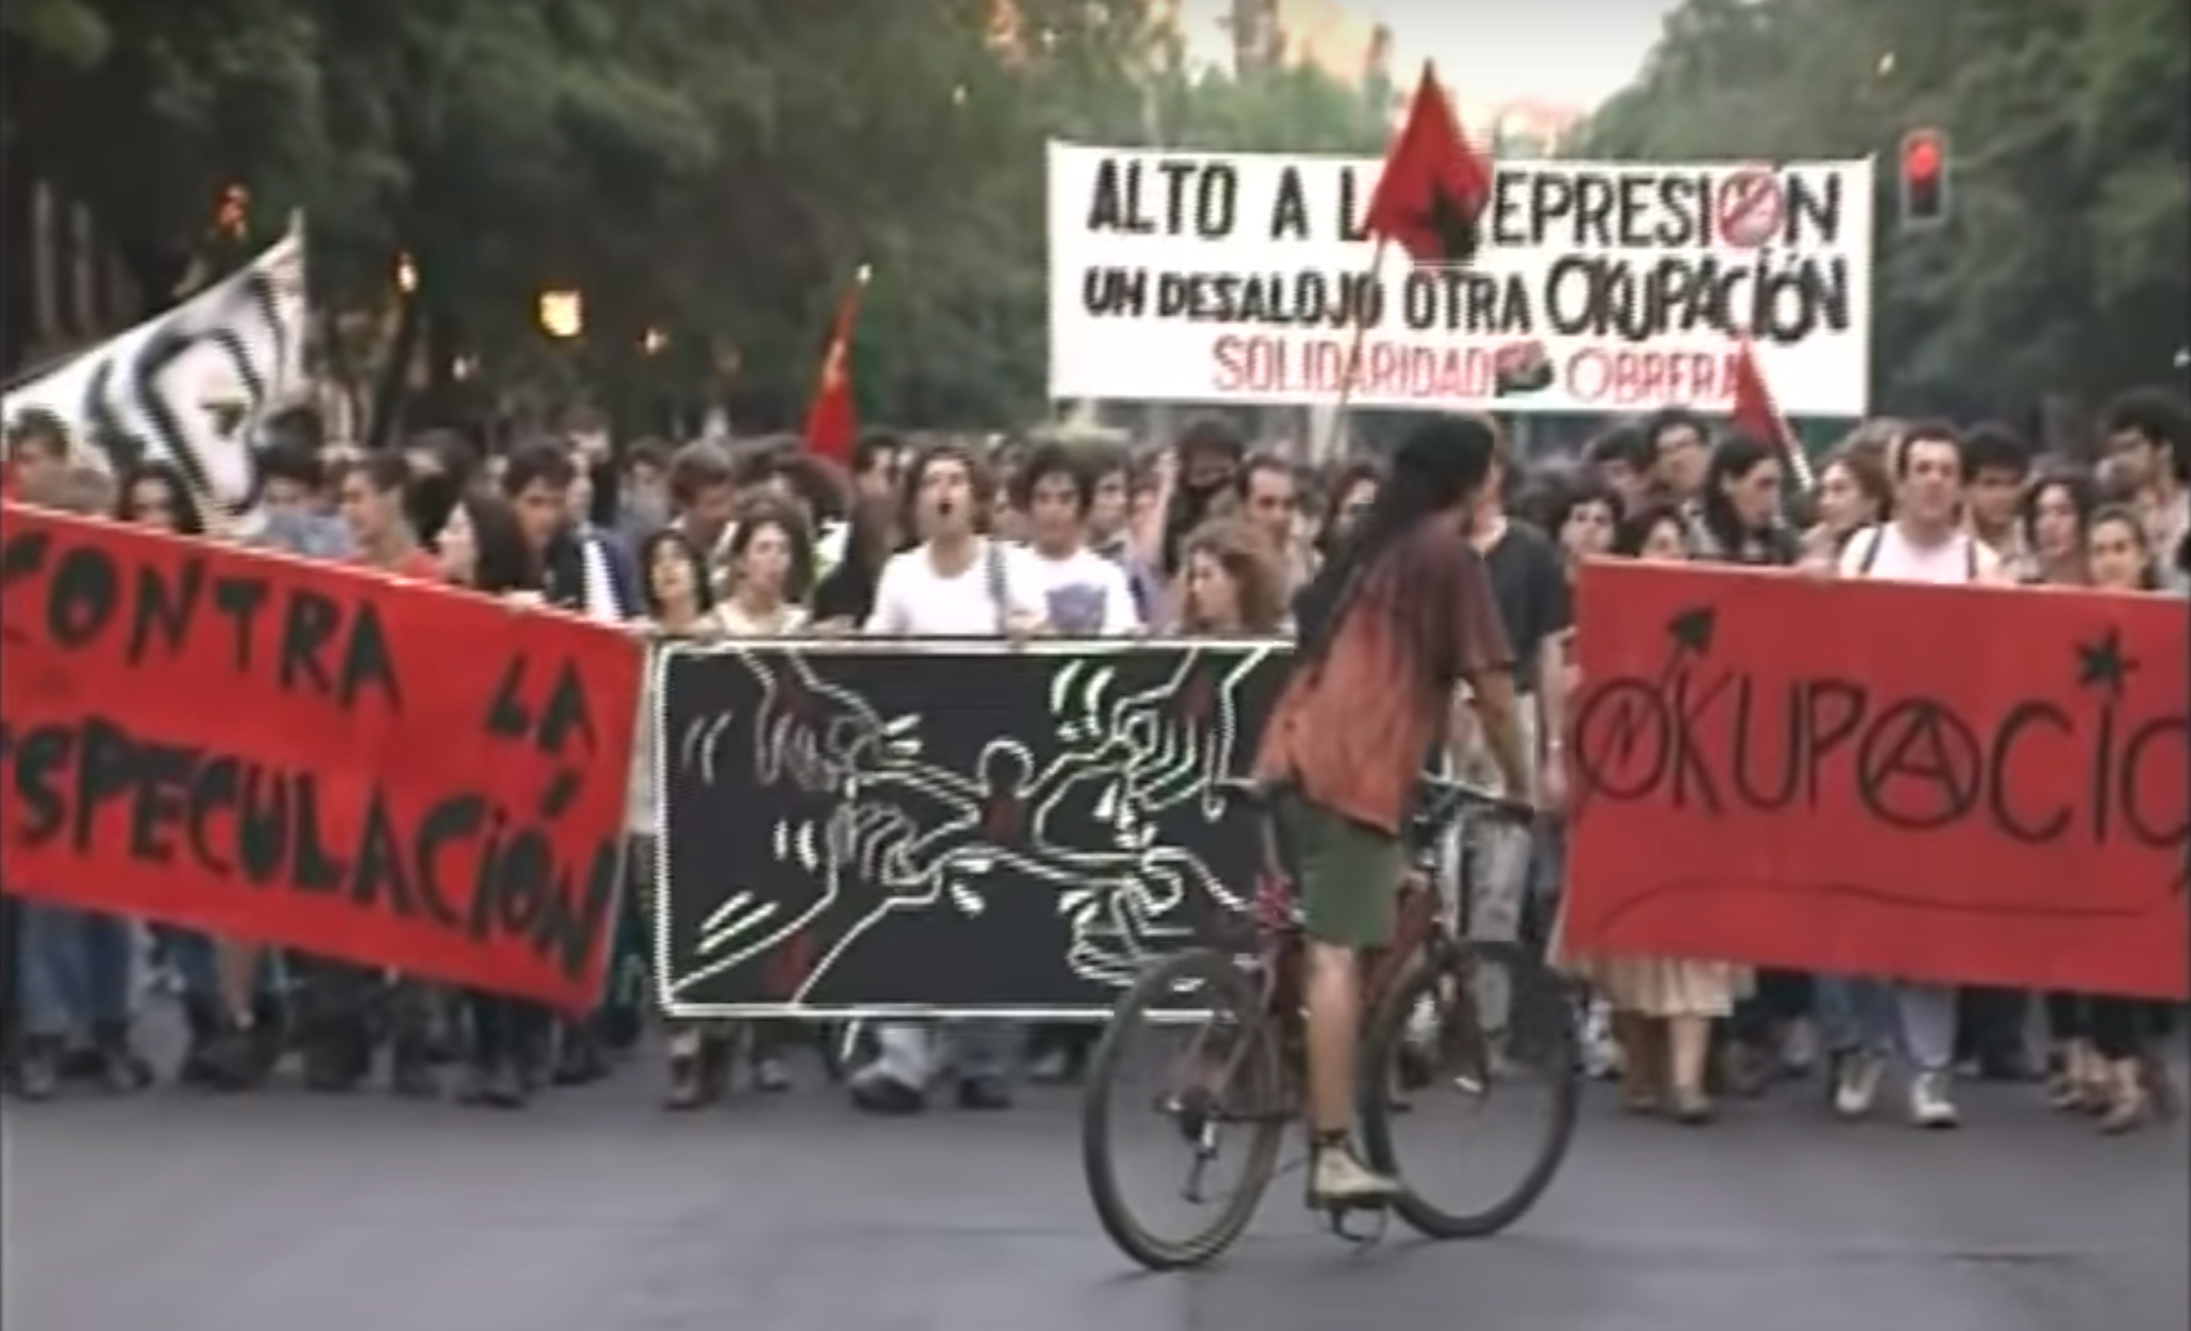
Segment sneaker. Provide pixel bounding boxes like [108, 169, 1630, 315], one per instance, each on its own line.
[955, 1073, 1013, 1111]
[1832, 1050, 1883, 1119]
[1309, 1142, 1401, 1206]
[15, 1037, 61, 1102]
[1779, 1020, 1819, 1079]
[1909, 1071, 1960, 1129]
[751, 1054, 792, 1094]
[848, 1066, 927, 1115]
[1026, 1047, 1079, 1085]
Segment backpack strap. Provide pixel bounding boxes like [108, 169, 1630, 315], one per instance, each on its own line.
[1856, 524, 1886, 576]
[984, 538, 1011, 635]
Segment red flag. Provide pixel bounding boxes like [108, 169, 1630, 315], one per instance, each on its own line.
[802, 266, 870, 466]
[1363, 62, 1494, 265]
[1730, 340, 1814, 489]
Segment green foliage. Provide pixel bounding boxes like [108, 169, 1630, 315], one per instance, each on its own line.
[1575, 0, 2188, 416]
[6, 0, 1391, 429]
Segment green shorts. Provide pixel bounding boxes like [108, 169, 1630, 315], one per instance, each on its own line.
[1276, 794, 1404, 948]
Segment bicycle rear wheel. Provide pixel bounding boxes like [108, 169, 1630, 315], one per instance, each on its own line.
[1080, 947, 1285, 1270]
[1357, 941, 1579, 1240]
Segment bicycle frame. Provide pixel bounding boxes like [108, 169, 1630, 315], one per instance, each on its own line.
[1199, 777, 1514, 1122]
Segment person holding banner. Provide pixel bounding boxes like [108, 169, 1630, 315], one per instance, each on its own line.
[283, 451, 445, 1096]
[1555, 500, 1753, 1124]
[849, 441, 1047, 1115]
[450, 473, 566, 1108]
[1681, 436, 1814, 1093]
[4, 410, 71, 498]
[111, 459, 288, 1089]
[636, 527, 744, 1109]
[8, 467, 155, 1100]
[1816, 423, 2011, 1131]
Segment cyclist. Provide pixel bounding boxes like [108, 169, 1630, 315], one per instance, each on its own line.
[1258, 413, 1532, 1207]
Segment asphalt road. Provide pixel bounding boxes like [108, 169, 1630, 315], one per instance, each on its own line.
[4, 1039, 2184, 1331]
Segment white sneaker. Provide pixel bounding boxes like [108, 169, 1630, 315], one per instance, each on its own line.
[1833, 1051, 1884, 1119]
[1310, 1144, 1401, 1205]
[1909, 1071, 1960, 1129]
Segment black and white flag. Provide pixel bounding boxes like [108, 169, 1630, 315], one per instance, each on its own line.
[2, 226, 309, 519]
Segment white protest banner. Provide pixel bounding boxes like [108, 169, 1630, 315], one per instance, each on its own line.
[1046, 143, 1873, 417]
[3, 228, 309, 516]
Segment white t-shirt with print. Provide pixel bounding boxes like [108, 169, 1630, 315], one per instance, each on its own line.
[1025, 545, 1140, 635]
[864, 538, 1046, 635]
[1838, 522, 2001, 586]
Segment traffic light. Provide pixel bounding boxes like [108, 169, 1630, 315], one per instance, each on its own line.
[1898, 128, 1948, 228]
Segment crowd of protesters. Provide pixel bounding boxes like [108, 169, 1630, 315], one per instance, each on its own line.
[2, 385, 2186, 1134]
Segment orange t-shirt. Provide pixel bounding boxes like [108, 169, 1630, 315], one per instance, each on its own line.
[1254, 521, 1513, 835]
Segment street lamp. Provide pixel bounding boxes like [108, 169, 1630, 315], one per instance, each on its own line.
[538, 289, 584, 339]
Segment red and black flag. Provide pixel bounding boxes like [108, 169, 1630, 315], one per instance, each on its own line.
[1363, 62, 1494, 265]
[1730, 339, 1815, 490]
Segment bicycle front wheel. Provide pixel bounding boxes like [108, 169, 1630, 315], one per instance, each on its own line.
[1357, 941, 1580, 1240]
[1080, 947, 1285, 1271]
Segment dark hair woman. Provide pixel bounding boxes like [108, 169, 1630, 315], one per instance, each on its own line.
[1689, 435, 1799, 566]
[114, 459, 207, 536]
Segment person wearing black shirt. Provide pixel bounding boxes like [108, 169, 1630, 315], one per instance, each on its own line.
[1448, 430, 1573, 1031]
[810, 492, 906, 628]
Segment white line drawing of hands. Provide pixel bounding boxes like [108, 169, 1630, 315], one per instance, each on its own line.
[1053, 658, 1200, 811]
[738, 649, 911, 790]
[1054, 648, 1273, 819]
[671, 800, 930, 1002]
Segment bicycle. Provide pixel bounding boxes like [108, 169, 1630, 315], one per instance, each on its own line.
[1079, 775, 1581, 1270]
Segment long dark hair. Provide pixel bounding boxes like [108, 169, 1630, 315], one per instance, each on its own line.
[2019, 470, 2098, 569]
[1314, 458, 1383, 563]
[1613, 502, 1690, 558]
[458, 493, 534, 595]
[113, 459, 206, 536]
[637, 527, 718, 618]
[1291, 414, 1498, 679]
[1695, 435, 1776, 553]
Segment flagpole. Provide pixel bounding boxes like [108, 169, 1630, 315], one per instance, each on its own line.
[1781, 422, 1816, 492]
[1319, 236, 1388, 461]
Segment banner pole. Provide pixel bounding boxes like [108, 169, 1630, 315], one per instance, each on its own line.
[1318, 236, 1388, 461]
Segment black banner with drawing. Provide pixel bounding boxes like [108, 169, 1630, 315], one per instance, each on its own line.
[653, 639, 1289, 1015]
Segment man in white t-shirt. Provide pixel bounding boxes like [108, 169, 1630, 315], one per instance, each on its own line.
[1013, 442, 1141, 635]
[1820, 423, 2008, 1131]
[854, 444, 1044, 1113]
[865, 447, 1046, 637]
[1005, 443, 1140, 1085]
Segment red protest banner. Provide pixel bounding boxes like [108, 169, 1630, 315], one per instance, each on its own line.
[0, 502, 643, 1010]
[1563, 561, 2189, 1000]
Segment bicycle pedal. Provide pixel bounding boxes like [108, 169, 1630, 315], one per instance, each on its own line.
[1320, 1201, 1390, 1245]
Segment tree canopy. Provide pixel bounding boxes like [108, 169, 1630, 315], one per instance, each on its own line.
[2, 0, 1391, 431]
[1576, 0, 2189, 419]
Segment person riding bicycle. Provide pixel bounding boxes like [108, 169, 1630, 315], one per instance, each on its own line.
[1256, 413, 1532, 1208]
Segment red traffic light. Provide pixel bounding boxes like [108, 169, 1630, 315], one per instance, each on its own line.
[1901, 131, 1944, 182]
